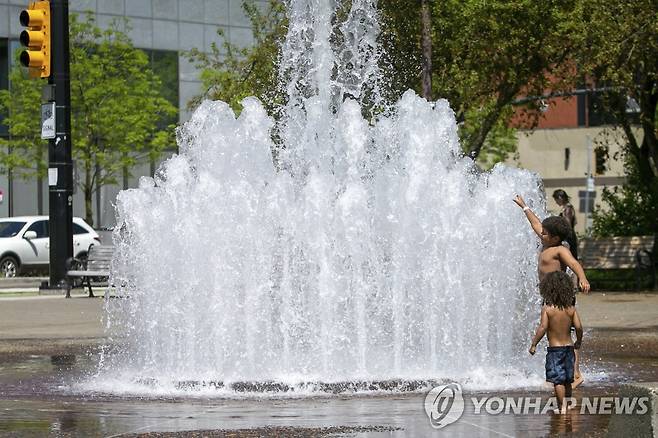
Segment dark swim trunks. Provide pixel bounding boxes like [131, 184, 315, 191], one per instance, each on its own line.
[545, 346, 575, 385]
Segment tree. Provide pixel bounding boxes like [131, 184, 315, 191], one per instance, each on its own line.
[380, 0, 580, 166]
[186, 0, 287, 116]
[419, 0, 432, 100]
[0, 14, 177, 226]
[591, 173, 658, 237]
[188, 1, 580, 168]
[576, 0, 658, 236]
[0, 64, 45, 183]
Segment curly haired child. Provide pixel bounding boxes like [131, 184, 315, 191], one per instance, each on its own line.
[529, 271, 583, 414]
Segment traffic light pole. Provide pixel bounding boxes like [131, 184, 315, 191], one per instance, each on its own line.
[46, 0, 73, 290]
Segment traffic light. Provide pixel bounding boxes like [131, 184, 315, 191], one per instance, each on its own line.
[19, 1, 51, 78]
[594, 146, 608, 175]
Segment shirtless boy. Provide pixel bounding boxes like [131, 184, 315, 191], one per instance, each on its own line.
[514, 195, 590, 386]
[529, 271, 583, 414]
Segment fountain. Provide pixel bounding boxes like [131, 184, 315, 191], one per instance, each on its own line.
[91, 0, 547, 395]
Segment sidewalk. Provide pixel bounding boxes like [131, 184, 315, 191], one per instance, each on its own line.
[0, 276, 106, 296]
[0, 291, 655, 354]
[0, 291, 656, 339]
[0, 294, 105, 340]
[576, 291, 658, 329]
[0, 276, 47, 293]
[0, 293, 106, 356]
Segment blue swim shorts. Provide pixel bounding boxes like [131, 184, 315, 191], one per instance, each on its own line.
[545, 346, 575, 385]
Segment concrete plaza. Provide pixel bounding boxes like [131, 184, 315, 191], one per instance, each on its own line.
[0, 291, 657, 436]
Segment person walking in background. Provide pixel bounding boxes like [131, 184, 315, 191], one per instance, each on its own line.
[552, 189, 578, 260]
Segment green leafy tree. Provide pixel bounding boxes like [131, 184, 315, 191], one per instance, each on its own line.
[0, 64, 46, 182]
[380, 0, 579, 167]
[0, 14, 177, 226]
[189, 1, 578, 169]
[186, 0, 287, 115]
[592, 175, 658, 237]
[576, 0, 658, 236]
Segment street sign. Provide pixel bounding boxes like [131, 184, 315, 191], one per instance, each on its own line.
[41, 101, 55, 139]
[586, 176, 595, 191]
[48, 167, 58, 186]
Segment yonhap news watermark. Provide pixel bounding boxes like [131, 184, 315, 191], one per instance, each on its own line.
[424, 383, 650, 429]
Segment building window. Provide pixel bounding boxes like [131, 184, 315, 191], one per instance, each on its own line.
[564, 147, 570, 171]
[1, 39, 23, 138]
[587, 92, 617, 127]
[577, 87, 642, 127]
[142, 49, 179, 130]
[578, 190, 596, 213]
[577, 93, 586, 127]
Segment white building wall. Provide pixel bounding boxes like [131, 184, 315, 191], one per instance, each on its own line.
[509, 127, 639, 235]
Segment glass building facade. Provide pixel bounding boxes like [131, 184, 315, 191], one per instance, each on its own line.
[0, 0, 260, 226]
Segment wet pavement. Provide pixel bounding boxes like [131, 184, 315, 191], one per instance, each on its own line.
[0, 292, 657, 437]
[0, 361, 618, 438]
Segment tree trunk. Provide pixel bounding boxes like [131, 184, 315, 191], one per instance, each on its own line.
[95, 162, 102, 228]
[638, 81, 658, 181]
[85, 164, 93, 227]
[420, 0, 432, 100]
[614, 92, 657, 188]
[466, 101, 506, 159]
[466, 113, 499, 160]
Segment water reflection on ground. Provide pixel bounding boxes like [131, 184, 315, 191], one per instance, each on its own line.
[0, 389, 612, 437]
[0, 329, 656, 437]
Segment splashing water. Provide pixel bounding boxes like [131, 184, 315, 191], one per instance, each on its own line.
[91, 0, 547, 395]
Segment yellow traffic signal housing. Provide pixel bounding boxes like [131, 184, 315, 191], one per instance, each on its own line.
[19, 1, 51, 78]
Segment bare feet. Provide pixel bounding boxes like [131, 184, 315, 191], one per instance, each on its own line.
[572, 374, 584, 389]
[556, 404, 577, 414]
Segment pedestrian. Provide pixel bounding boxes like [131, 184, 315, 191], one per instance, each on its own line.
[552, 189, 578, 260]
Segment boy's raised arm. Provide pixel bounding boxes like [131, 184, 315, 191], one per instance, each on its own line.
[529, 306, 549, 355]
[514, 195, 542, 238]
[558, 246, 591, 293]
[572, 309, 583, 349]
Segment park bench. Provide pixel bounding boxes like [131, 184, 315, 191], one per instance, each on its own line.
[65, 244, 113, 298]
[578, 236, 656, 290]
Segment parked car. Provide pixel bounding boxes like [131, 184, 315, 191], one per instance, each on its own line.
[0, 216, 101, 277]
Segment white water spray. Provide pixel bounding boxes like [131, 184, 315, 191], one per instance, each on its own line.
[94, 0, 546, 394]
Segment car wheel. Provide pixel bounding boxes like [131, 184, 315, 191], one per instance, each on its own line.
[0, 256, 19, 278]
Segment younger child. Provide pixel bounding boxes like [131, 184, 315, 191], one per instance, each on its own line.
[529, 271, 583, 414]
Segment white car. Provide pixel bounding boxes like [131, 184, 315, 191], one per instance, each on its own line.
[0, 216, 101, 277]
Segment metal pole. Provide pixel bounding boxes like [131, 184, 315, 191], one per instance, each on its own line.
[46, 0, 73, 289]
[7, 74, 13, 217]
[585, 136, 593, 235]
